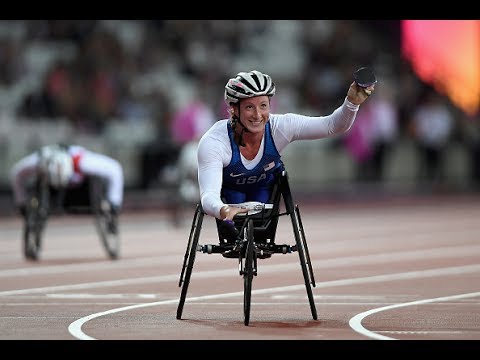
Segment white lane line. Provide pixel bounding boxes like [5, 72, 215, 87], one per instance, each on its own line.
[2, 242, 479, 281]
[379, 330, 463, 334]
[349, 291, 480, 340]
[3, 260, 480, 297]
[68, 263, 480, 340]
[68, 292, 243, 340]
[0, 256, 182, 277]
[0, 273, 178, 296]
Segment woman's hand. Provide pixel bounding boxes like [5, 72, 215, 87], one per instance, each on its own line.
[220, 205, 248, 220]
[346, 81, 376, 105]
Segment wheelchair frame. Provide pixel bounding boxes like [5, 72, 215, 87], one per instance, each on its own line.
[23, 174, 120, 261]
[177, 170, 317, 326]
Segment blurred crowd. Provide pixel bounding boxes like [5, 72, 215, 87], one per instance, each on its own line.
[1, 20, 479, 194]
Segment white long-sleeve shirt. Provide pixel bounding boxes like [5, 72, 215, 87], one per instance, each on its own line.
[10, 145, 124, 208]
[198, 97, 359, 218]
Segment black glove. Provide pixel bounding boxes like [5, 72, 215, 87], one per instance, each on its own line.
[218, 219, 239, 243]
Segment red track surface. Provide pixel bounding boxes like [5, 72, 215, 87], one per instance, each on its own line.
[1, 194, 480, 343]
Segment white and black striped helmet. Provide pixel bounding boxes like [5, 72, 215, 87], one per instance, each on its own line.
[224, 70, 276, 105]
[39, 144, 73, 188]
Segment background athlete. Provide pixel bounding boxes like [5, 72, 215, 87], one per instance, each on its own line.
[10, 143, 124, 234]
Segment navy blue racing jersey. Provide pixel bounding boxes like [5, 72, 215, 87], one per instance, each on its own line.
[221, 121, 284, 204]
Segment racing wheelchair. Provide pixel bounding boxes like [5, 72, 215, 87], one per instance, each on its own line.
[23, 174, 120, 261]
[177, 170, 317, 326]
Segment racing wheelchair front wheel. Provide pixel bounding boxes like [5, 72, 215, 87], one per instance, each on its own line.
[242, 218, 256, 326]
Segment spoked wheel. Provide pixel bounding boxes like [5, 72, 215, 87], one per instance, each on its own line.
[23, 197, 47, 260]
[281, 173, 317, 321]
[243, 218, 255, 326]
[23, 179, 49, 261]
[177, 205, 204, 320]
[295, 205, 316, 287]
[290, 205, 317, 320]
[90, 177, 120, 260]
[94, 201, 120, 260]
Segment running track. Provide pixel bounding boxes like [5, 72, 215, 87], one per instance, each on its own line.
[1, 194, 480, 344]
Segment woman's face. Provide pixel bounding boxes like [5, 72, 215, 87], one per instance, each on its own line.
[234, 95, 270, 135]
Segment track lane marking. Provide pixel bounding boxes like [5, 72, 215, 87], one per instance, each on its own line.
[67, 263, 480, 340]
[1, 242, 479, 280]
[349, 291, 480, 340]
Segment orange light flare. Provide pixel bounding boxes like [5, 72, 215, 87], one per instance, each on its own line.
[402, 20, 480, 117]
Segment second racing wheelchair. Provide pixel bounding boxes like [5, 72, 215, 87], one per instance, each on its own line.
[23, 173, 120, 261]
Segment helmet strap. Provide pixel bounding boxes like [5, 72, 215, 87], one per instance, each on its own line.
[232, 107, 249, 147]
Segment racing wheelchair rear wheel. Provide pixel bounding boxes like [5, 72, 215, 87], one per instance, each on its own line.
[90, 177, 120, 260]
[23, 177, 49, 261]
[177, 204, 204, 320]
[282, 183, 317, 320]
